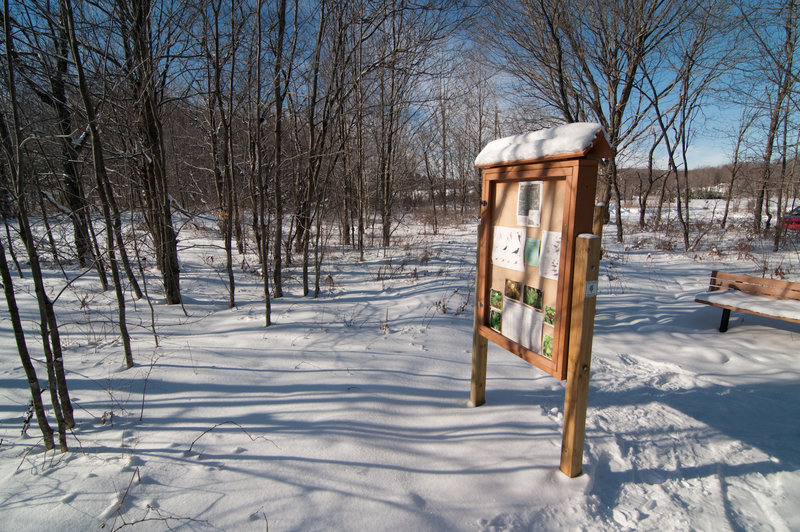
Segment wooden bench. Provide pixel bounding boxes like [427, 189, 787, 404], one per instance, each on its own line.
[695, 271, 800, 332]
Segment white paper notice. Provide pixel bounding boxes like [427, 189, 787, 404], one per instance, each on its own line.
[539, 230, 562, 280]
[502, 299, 544, 353]
[492, 226, 525, 272]
[516, 182, 542, 227]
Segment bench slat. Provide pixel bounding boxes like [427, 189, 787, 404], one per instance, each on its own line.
[708, 270, 800, 301]
[698, 271, 800, 331]
[695, 290, 800, 324]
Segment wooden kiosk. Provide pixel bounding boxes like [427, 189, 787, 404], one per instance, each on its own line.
[470, 123, 612, 477]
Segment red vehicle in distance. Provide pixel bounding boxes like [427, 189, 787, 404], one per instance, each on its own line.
[783, 205, 800, 230]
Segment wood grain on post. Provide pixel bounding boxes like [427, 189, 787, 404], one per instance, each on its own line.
[560, 234, 601, 478]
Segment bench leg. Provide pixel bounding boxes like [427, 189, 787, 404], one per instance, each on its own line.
[719, 308, 731, 333]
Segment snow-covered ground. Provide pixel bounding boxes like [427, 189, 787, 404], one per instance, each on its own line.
[1, 201, 798, 531]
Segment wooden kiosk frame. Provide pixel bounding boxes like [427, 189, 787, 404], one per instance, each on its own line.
[470, 129, 612, 476]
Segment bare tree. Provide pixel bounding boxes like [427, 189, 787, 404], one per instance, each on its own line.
[721, 107, 757, 228]
[11, 2, 101, 271]
[3, 1, 112, 290]
[116, 0, 182, 304]
[296, 0, 357, 296]
[772, 95, 798, 251]
[486, 0, 691, 242]
[1, 0, 74, 449]
[60, 0, 134, 368]
[196, 0, 246, 309]
[635, 130, 670, 229]
[270, 0, 295, 300]
[640, 0, 728, 250]
[253, 0, 272, 325]
[0, 233, 54, 450]
[373, 0, 461, 248]
[737, 0, 798, 235]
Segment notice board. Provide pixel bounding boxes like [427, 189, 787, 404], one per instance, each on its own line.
[474, 158, 604, 380]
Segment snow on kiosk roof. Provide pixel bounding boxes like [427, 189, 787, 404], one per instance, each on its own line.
[474, 122, 613, 168]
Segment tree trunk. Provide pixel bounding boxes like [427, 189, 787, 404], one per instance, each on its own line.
[253, 0, 271, 325]
[272, 0, 288, 299]
[753, 0, 795, 233]
[121, 0, 181, 304]
[0, 237, 54, 450]
[2, 218, 23, 277]
[113, 205, 143, 300]
[204, 0, 237, 309]
[2, 2, 74, 446]
[29, 13, 100, 279]
[62, 0, 134, 369]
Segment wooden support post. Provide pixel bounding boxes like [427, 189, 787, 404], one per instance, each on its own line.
[471, 318, 488, 407]
[560, 234, 601, 478]
[592, 203, 605, 238]
[470, 237, 488, 406]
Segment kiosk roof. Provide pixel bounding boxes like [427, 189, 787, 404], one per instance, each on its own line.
[474, 122, 612, 168]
